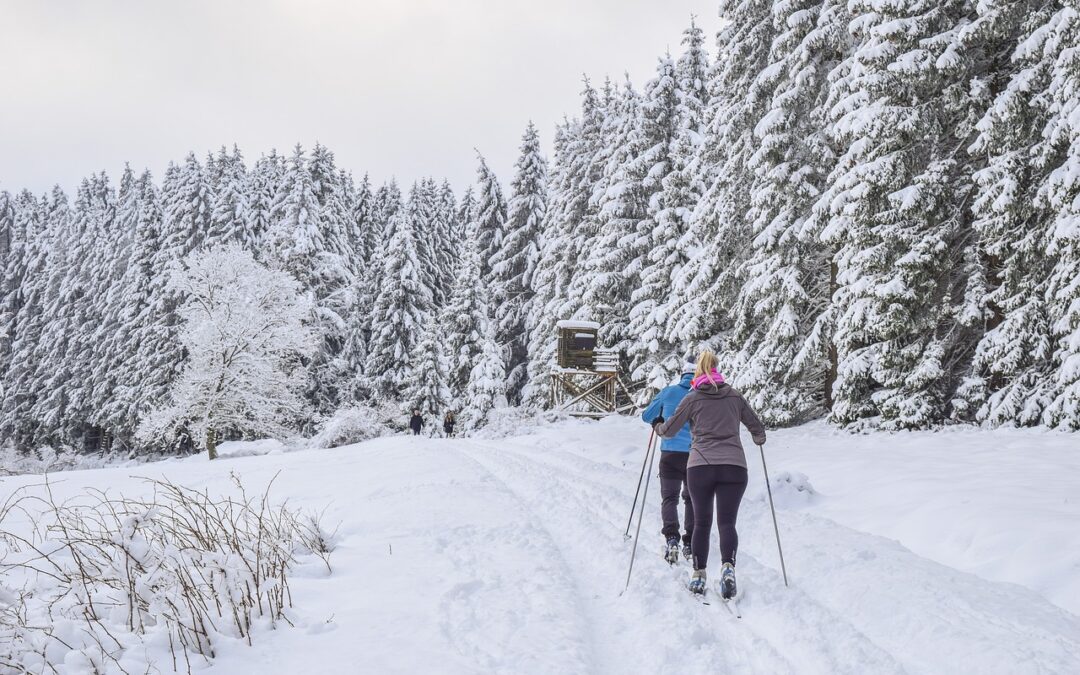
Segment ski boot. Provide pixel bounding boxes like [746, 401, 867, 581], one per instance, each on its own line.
[688, 568, 707, 595]
[664, 537, 680, 565]
[720, 562, 737, 600]
[682, 542, 692, 561]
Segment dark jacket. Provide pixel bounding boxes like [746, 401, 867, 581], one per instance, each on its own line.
[409, 414, 423, 432]
[656, 382, 766, 469]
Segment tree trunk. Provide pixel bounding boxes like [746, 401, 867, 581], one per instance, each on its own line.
[824, 257, 839, 412]
[207, 427, 218, 460]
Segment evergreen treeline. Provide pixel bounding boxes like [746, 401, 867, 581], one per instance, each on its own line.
[523, 5, 1080, 432]
[0, 143, 526, 452]
[2, 3, 1079, 455]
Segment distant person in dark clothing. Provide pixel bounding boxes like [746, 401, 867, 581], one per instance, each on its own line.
[443, 411, 456, 437]
[409, 410, 423, 435]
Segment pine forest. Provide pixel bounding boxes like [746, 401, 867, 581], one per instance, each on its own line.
[2, 2, 1079, 459]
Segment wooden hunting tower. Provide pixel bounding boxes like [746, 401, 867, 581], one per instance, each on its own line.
[550, 320, 635, 418]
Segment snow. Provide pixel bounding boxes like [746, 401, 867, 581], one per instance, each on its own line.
[555, 319, 601, 330]
[3, 415, 1078, 673]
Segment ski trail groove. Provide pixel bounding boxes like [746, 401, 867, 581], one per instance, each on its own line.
[471, 434, 1080, 674]
[470, 438, 906, 674]
[463, 440, 804, 674]
[443, 445, 599, 674]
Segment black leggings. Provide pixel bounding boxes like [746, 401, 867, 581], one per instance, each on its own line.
[688, 464, 748, 570]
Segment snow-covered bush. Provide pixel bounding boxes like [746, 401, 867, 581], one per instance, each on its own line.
[469, 407, 571, 439]
[0, 443, 174, 476]
[0, 475, 334, 673]
[746, 469, 819, 510]
[310, 404, 395, 448]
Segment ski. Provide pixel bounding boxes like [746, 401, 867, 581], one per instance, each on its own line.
[715, 581, 742, 618]
[689, 587, 710, 606]
[724, 597, 742, 618]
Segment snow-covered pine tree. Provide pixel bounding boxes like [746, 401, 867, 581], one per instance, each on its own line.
[372, 180, 404, 240]
[628, 34, 710, 391]
[580, 77, 649, 356]
[524, 83, 609, 407]
[492, 122, 547, 404]
[27, 188, 75, 448]
[0, 191, 32, 377]
[0, 191, 12, 270]
[443, 228, 487, 398]
[953, 1, 1063, 426]
[403, 312, 451, 421]
[207, 145, 250, 245]
[474, 153, 508, 281]
[810, 0, 982, 429]
[667, 0, 776, 355]
[246, 150, 283, 247]
[456, 184, 476, 241]
[559, 80, 614, 325]
[725, 0, 850, 425]
[523, 119, 576, 408]
[124, 161, 205, 442]
[263, 144, 355, 415]
[96, 170, 163, 444]
[340, 174, 377, 401]
[461, 295, 507, 432]
[137, 245, 316, 458]
[264, 144, 325, 279]
[364, 209, 431, 399]
[406, 179, 443, 310]
[349, 173, 376, 270]
[1032, 5, 1080, 429]
[431, 179, 461, 295]
[0, 191, 46, 449]
[86, 167, 143, 442]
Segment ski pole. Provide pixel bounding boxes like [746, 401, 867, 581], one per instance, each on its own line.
[623, 428, 656, 539]
[758, 443, 789, 587]
[623, 431, 659, 592]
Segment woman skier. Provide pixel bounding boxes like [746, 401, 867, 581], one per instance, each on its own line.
[653, 350, 766, 598]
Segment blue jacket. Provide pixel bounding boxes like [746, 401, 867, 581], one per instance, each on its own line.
[641, 373, 693, 453]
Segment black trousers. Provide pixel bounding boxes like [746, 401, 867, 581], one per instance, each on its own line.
[658, 452, 694, 544]
[688, 464, 748, 570]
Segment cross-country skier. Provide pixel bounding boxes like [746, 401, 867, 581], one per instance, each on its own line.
[409, 410, 424, 436]
[653, 350, 766, 599]
[640, 358, 697, 564]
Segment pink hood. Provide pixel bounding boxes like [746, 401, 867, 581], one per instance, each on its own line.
[691, 369, 726, 390]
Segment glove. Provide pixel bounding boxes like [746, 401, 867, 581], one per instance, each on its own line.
[651, 416, 665, 429]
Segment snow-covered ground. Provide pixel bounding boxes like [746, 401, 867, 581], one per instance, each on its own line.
[3, 416, 1079, 673]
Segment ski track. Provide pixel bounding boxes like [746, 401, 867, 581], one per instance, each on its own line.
[431, 453, 597, 674]
[461, 435, 1080, 674]
[465, 439, 903, 675]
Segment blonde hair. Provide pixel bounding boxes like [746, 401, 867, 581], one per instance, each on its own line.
[695, 349, 720, 381]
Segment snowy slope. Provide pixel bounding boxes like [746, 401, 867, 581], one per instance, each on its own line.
[3, 416, 1079, 674]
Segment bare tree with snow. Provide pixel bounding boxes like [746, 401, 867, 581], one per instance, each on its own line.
[137, 245, 316, 459]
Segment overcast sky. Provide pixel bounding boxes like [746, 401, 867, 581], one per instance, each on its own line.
[1, 0, 722, 197]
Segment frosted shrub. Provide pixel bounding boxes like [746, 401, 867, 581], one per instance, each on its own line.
[310, 404, 394, 448]
[0, 475, 334, 673]
[0, 444, 168, 477]
[470, 407, 569, 439]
